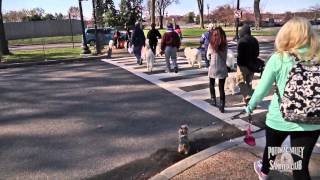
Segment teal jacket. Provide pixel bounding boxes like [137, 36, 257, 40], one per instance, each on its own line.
[246, 50, 320, 131]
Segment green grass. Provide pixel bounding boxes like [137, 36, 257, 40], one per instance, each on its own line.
[181, 41, 200, 48]
[144, 27, 279, 38]
[2, 47, 82, 63]
[9, 35, 82, 46]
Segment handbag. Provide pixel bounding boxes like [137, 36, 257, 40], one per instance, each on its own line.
[128, 46, 133, 54]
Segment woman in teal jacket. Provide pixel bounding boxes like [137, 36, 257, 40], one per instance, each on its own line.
[246, 17, 320, 180]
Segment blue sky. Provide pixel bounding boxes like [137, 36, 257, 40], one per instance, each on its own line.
[3, 0, 320, 20]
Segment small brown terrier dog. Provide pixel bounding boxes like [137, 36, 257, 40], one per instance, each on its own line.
[178, 125, 190, 155]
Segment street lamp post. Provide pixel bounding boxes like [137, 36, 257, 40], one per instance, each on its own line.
[166, 12, 168, 26]
[234, 0, 240, 41]
[207, 4, 210, 23]
[79, 0, 91, 54]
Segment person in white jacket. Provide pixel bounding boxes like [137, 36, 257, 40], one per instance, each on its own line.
[207, 27, 228, 113]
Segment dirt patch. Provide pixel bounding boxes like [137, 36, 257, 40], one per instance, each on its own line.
[87, 124, 245, 180]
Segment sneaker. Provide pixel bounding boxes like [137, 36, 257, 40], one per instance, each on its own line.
[254, 160, 267, 180]
[174, 67, 179, 73]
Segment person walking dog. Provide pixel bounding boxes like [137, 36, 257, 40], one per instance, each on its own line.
[131, 22, 146, 65]
[161, 23, 181, 73]
[246, 17, 320, 180]
[207, 27, 228, 113]
[236, 24, 260, 105]
[200, 23, 214, 67]
[147, 23, 162, 55]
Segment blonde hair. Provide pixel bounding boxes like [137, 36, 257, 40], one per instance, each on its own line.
[275, 17, 320, 61]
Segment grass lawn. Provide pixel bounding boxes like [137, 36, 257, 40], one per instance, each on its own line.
[9, 35, 82, 46]
[2, 47, 82, 63]
[145, 27, 278, 38]
[181, 41, 200, 48]
[8, 27, 280, 47]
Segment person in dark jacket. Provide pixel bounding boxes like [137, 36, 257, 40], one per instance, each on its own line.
[131, 22, 146, 65]
[236, 24, 259, 104]
[125, 26, 132, 49]
[113, 30, 121, 49]
[147, 23, 161, 55]
[161, 23, 181, 73]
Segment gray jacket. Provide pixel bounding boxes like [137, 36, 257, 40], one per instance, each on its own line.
[207, 44, 228, 79]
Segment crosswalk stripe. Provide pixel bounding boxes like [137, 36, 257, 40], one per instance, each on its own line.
[101, 44, 277, 131]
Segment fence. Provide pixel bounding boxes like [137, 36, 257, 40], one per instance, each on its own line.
[4, 19, 83, 40]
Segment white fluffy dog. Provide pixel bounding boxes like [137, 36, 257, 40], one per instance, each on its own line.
[106, 40, 114, 58]
[184, 47, 202, 68]
[225, 73, 240, 95]
[226, 49, 237, 71]
[144, 44, 155, 72]
[156, 45, 163, 57]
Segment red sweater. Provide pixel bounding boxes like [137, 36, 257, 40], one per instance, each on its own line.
[161, 31, 181, 51]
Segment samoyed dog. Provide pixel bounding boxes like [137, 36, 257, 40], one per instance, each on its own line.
[225, 73, 240, 95]
[156, 45, 163, 57]
[226, 49, 237, 72]
[184, 47, 202, 68]
[144, 44, 155, 72]
[106, 40, 114, 58]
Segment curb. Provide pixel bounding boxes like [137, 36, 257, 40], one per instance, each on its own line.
[150, 130, 265, 180]
[0, 55, 110, 69]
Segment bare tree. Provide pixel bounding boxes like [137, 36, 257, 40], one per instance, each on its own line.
[211, 5, 235, 26]
[0, 0, 10, 55]
[68, 6, 80, 19]
[197, 0, 204, 28]
[151, 0, 155, 24]
[309, 4, 320, 20]
[3, 10, 26, 22]
[254, 0, 261, 30]
[156, 0, 178, 29]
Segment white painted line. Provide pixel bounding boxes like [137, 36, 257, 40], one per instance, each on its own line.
[165, 76, 208, 87]
[101, 57, 267, 132]
[152, 68, 208, 79]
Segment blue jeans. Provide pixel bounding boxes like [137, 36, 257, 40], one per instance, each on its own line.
[133, 46, 143, 62]
[204, 49, 209, 67]
[165, 46, 178, 70]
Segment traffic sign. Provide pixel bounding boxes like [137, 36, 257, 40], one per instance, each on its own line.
[234, 10, 242, 18]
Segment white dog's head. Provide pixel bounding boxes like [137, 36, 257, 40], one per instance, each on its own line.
[109, 40, 114, 48]
[179, 124, 189, 136]
[145, 41, 151, 49]
[226, 49, 237, 71]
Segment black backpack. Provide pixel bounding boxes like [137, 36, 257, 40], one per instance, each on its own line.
[275, 56, 320, 124]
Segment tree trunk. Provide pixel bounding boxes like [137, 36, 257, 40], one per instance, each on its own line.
[159, 15, 163, 29]
[197, 0, 204, 29]
[0, 0, 10, 55]
[254, 0, 261, 30]
[151, 0, 155, 25]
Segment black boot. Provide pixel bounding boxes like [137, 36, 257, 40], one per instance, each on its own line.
[219, 99, 225, 113]
[210, 97, 216, 106]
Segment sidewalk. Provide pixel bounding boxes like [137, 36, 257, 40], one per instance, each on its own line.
[151, 130, 320, 180]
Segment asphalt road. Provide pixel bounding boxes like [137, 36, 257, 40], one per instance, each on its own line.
[0, 60, 242, 179]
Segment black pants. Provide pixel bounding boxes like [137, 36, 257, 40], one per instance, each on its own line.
[262, 126, 320, 180]
[150, 43, 157, 55]
[209, 78, 225, 101]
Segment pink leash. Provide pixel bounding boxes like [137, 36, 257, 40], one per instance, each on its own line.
[244, 114, 256, 146]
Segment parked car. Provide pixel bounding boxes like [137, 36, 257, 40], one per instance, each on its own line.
[85, 28, 127, 46]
